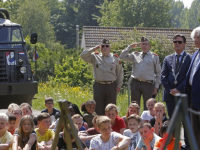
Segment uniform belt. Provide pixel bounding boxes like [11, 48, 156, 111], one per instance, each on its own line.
[96, 81, 115, 84]
[134, 78, 154, 84]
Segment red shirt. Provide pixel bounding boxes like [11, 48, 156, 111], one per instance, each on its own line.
[87, 127, 99, 135]
[112, 116, 126, 133]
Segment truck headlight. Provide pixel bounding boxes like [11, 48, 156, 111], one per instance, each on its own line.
[20, 67, 26, 74]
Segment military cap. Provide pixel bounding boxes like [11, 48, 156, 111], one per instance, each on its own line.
[141, 36, 149, 42]
[102, 39, 110, 44]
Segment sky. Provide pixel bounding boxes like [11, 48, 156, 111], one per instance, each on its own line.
[176, 0, 194, 8]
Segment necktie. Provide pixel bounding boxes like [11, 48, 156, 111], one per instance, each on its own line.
[142, 53, 146, 59]
[176, 55, 181, 73]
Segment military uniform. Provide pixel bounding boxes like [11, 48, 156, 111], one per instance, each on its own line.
[120, 44, 161, 110]
[80, 41, 123, 115]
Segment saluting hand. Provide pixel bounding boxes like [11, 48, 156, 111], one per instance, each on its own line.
[93, 45, 101, 51]
[129, 42, 141, 48]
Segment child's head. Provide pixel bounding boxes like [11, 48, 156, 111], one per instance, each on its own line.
[160, 121, 170, 137]
[7, 103, 18, 113]
[12, 106, 22, 124]
[6, 112, 16, 132]
[105, 103, 118, 123]
[92, 115, 99, 129]
[126, 101, 140, 119]
[154, 102, 166, 117]
[97, 116, 111, 138]
[45, 97, 54, 110]
[37, 113, 51, 129]
[127, 114, 141, 133]
[20, 103, 32, 116]
[71, 114, 83, 130]
[146, 98, 157, 112]
[0, 113, 8, 132]
[138, 123, 154, 141]
[68, 105, 75, 117]
[81, 100, 96, 114]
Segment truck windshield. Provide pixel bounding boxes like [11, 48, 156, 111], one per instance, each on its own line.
[0, 26, 23, 48]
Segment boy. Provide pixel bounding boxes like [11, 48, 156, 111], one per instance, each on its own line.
[89, 116, 131, 150]
[41, 97, 60, 123]
[6, 112, 16, 135]
[20, 103, 33, 116]
[87, 116, 99, 135]
[123, 114, 141, 150]
[135, 123, 161, 150]
[0, 113, 13, 150]
[35, 113, 55, 150]
[72, 114, 85, 131]
[105, 103, 126, 134]
[12, 105, 22, 129]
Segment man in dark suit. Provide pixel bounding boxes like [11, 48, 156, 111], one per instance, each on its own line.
[185, 27, 200, 149]
[161, 34, 191, 118]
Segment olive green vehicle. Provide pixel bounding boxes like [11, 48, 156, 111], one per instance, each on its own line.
[0, 9, 38, 108]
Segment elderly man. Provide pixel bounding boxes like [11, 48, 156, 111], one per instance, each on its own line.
[185, 26, 200, 149]
[80, 39, 123, 115]
[119, 37, 161, 110]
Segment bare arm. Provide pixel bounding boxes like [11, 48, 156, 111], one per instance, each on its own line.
[12, 135, 19, 150]
[23, 134, 36, 150]
[112, 135, 131, 150]
[120, 128, 125, 135]
[0, 143, 11, 150]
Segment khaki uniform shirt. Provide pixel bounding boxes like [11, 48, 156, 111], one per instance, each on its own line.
[80, 47, 123, 88]
[119, 46, 161, 88]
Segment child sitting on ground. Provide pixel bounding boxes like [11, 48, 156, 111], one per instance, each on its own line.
[122, 101, 140, 126]
[89, 116, 131, 150]
[86, 116, 99, 135]
[6, 112, 16, 135]
[105, 103, 126, 134]
[20, 103, 33, 117]
[81, 100, 97, 128]
[12, 115, 37, 150]
[0, 113, 13, 150]
[154, 121, 181, 150]
[149, 102, 168, 136]
[72, 114, 86, 131]
[123, 114, 141, 150]
[141, 98, 157, 122]
[35, 113, 55, 150]
[12, 105, 22, 129]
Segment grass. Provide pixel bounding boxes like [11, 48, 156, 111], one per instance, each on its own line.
[32, 83, 164, 117]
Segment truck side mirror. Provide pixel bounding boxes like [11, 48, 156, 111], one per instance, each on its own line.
[30, 33, 37, 44]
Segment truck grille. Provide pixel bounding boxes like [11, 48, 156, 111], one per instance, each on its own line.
[0, 54, 8, 82]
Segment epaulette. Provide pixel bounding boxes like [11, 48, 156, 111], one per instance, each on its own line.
[95, 52, 99, 54]
[114, 54, 119, 58]
[153, 53, 158, 56]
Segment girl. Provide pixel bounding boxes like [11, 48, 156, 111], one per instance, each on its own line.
[81, 100, 97, 128]
[141, 98, 157, 122]
[13, 115, 37, 150]
[122, 101, 140, 126]
[149, 102, 168, 136]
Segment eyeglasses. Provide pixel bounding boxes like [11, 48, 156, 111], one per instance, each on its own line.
[173, 41, 183, 44]
[101, 45, 109, 48]
[45, 103, 53, 105]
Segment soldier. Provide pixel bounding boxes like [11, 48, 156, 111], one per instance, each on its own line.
[119, 37, 161, 110]
[80, 39, 123, 115]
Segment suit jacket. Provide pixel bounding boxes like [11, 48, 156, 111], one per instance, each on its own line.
[185, 49, 200, 109]
[161, 52, 191, 102]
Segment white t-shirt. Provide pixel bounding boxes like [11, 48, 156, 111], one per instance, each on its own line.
[123, 129, 141, 150]
[136, 133, 161, 150]
[141, 111, 153, 121]
[89, 132, 121, 150]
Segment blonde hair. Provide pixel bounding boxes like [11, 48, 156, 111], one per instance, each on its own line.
[125, 101, 140, 119]
[146, 98, 157, 106]
[0, 113, 8, 123]
[71, 114, 83, 122]
[20, 103, 32, 112]
[105, 103, 118, 112]
[127, 114, 141, 124]
[7, 103, 18, 113]
[97, 116, 111, 128]
[154, 102, 166, 116]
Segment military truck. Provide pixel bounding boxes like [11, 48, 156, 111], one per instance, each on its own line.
[0, 8, 38, 108]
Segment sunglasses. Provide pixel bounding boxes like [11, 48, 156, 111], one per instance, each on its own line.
[101, 45, 109, 48]
[173, 41, 183, 44]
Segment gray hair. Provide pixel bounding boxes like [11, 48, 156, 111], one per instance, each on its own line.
[191, 26, 200, 40]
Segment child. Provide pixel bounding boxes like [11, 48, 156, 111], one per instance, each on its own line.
[12, 115, 37, 150]
[20, 103, 33, 117]
[41, 97, 60, 124]
[6, 112, 16, 135]
[105, 103, 126, 134]
[149, 102, 168, 136]
[81, 100, 97, 128]
[122, 101, 140, 125]
[135, 123, 161, 150]
[12, 105, 22, 129]
[89, 116, 131, 150]
[154, 121, 181, 150]
[123, 114, 141, 150]
[35, 113, 55, 150]
[72, 114, 86, 131]
[0, 113, 13, 150]
[7, 103, 18, 113]
[141, 98, 157, 122]
[86, 116, 99, 135]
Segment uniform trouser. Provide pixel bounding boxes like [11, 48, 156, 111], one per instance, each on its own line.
[131, 79, 154, 110]
[93, 81, 117, 115]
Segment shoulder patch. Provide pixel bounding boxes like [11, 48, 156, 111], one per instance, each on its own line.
[114, 54, 119, 58]
[95, 52, 99, 54]
[153, 53, 158, 56]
